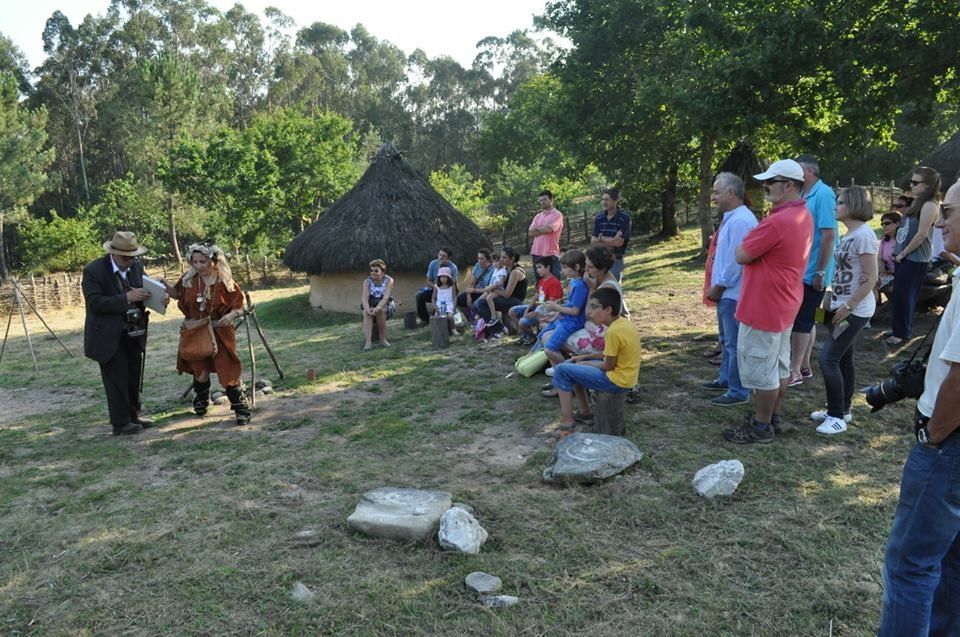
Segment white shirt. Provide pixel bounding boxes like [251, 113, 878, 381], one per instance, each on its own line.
[919, 282, 960, 417]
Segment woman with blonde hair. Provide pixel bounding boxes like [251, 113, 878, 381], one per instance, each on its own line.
[810, 186, 877, 434]
[361, 259, 395, 350]
[167, 243, 250, 424]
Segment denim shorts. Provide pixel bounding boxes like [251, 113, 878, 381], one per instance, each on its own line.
[551, 362, 631, 393]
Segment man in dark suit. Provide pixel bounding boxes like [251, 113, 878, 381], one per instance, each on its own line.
[82, 231, 165, 435]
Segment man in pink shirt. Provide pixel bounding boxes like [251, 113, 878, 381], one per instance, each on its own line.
[528, 190, 564, 281]
[723, 159, 814, 444]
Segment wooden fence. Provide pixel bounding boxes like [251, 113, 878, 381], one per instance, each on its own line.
[0, 256, 306, 315]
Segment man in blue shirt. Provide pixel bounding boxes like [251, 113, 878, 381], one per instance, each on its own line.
[591, 187, 632, 282]
[787, 155, 837, 387]
[700, 173, 758, 407]
[415, 247, 459, 326]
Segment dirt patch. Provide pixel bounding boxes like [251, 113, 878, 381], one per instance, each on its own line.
[0, 386, 99, 427]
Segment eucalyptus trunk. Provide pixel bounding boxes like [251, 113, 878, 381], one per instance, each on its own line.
[697, 136, 716, 252]
[659, 162, 679, 238]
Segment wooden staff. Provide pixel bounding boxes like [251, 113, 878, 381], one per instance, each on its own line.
[243, 291, 284, 379]
[242, 309, 256, 407]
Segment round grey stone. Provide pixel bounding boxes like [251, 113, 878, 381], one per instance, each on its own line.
[542, 433, 643, 484]
[465, 572, 502, 594]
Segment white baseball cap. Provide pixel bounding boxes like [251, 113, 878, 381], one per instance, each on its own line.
[754, 159, 804, 182]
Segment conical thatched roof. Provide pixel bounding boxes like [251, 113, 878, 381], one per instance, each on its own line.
[283, 143, 491, 274]
[901, 132, 960, 191]
[717, 141, 768, 186]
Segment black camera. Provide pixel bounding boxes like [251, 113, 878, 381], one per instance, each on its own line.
[125, 308, 147, 337]
[864, 359, 926, 412]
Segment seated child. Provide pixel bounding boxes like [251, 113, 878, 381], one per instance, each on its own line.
[540, 249, 589, 389]
[510, 256, 563, 346]
[477, 258, 508, 324]
[431, 266, 458, 333]
[548, 287, 640, 436]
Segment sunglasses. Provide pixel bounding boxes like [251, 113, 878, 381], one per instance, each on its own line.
[763, 178, 790, 185]
[910, 179, 925, 186]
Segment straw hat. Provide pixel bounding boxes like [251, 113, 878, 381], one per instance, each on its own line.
[103, 231, 147, 257]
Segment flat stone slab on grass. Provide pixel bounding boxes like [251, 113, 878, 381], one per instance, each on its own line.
[347, 487, 452, 541]
[693, 459, 745, 498]
[542, 433, 643, 484]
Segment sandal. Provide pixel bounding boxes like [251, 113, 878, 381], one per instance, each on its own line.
[542, 382, 554, 391]
[541, 388, 559, 398]
[885, 336, 905, 347]
[573, 411, 594, 425]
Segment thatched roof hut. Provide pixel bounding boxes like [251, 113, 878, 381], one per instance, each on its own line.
[902, 132, 960, 192]
[717, 141, 768, 214]
[283, 142, 491, 312]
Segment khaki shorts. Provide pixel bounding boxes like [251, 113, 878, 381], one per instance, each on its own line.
[737, 324, 791, 391]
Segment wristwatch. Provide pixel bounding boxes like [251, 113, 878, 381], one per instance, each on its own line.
[916, 426, 938, 448]
[815, 270, 826, 277]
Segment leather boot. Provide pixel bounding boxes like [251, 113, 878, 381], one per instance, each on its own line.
[193, 379, 211, 416]
[225, 385, 251, 425]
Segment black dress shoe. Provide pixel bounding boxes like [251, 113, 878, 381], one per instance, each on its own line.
[112, 422, 143, 436]
[132, 415, 155, 429]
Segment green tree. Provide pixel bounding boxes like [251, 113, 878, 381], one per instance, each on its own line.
[18, 211, 99, 273]
[429, 164, 494, 228]
[161, 108, 359, 253]
[0, 73, 54, 280]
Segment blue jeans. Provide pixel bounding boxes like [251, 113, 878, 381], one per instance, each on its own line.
[612, 257, 625, 282]
[715, 298, 748, 400]
[818, 314, 868, 418]
[878, 433, 960, 636]
[891, 259, 929, 339]
[551, 362, 631, 394]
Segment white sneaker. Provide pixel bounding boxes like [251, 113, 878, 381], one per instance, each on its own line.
[810, 409, 852, 423]
[545, 367, 555, 377]
[816, 415, 848, 435]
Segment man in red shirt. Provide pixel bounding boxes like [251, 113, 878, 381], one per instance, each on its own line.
[528, 190, 564, 281]
[723, 159, 814, 444]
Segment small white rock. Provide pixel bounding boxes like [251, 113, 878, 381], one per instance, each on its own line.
[290, 581, 313, 601]
[465, 572, 502, 594]
[693, 459, 745, 498]
[293, 529, 317, 539]
[438, 508, 488, 554]
[482, 595, 519, 608]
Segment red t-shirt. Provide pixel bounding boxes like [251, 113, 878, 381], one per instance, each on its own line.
[536, 275, 563, 302]
[735, 199, 813, 332]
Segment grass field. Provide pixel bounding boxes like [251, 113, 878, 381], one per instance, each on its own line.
[0, 227, 930, 636]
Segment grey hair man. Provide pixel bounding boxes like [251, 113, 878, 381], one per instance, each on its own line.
[700, 172, 758, 407]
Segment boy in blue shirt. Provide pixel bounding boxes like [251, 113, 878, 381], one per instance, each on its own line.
[540, 249, 589, 396]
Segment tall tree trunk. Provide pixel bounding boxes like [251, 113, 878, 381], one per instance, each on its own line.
[697, 136, 716, 253]
[168, 194, 182, 265]
[0, 211, 8, 283]
[659, 162, 679, 238]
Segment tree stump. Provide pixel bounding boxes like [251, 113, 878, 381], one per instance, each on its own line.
[403, 311, 418, 330]
[593, 392, 626, 436]
[429, 315, 450, 348]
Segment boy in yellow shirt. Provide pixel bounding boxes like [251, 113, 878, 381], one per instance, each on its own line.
[549, 287, 640, 436]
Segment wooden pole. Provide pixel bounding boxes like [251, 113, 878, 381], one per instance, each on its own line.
[13, 279, 38, 371]
[244, 311, 256, 408]
[11, 278, 74, 357]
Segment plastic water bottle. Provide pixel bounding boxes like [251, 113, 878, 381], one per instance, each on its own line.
[440, 301, 447, 315]
[538, 287, 545, 304]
